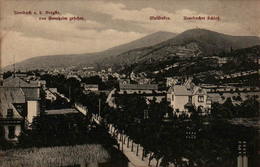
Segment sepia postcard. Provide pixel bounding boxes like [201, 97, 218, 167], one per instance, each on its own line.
[0, 0, 259, 167]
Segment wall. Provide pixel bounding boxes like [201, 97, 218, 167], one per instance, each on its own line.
[119, 90, 153, 94]
[172, 95, 189, 112]
[85, 87, 98, 91]
[27, 100, 40, 124]
[193, 94, 208, 108]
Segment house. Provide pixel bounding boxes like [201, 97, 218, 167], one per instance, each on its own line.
[0, 88, 25, 142]
[45, 88, 58, 102]
[38, 80, 47, 90]
[119, 79, 130, 85]
[107, 68, 112, 73]
[167, 81, 211, 116]
[81, 83, 99, 91]
[2, 76, 41, 123]
[119, 83, 158, 94]
[106, 83, 165, 108]
[166, 77, 179, 87]
[218, 57, 229, 65]
[41, 108, 88, 135]
[0, 76, 42, 142]
[136, 78, 152, 85]
[119, 83, 163, 102]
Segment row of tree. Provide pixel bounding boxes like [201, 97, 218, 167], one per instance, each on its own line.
[211, 96, 259, 118]
[40, 74, 107, 113]
[102, 94, 258, 167]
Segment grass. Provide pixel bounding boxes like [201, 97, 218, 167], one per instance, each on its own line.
[0, 144, 110, 167]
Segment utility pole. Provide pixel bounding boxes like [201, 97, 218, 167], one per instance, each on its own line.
[98, 98, 101, 120]
[13, 55, 15, 76]
[69, 85, 71, 100]
[121, 130, 124, 152]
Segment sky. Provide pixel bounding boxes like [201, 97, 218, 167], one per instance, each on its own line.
[1, 0, 259, 67]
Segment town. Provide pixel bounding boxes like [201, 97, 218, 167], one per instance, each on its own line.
[1, 2, 260, 165]
[0, 58, 259, 167]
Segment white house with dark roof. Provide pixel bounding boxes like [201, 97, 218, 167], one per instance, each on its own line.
[167, 80, 211, 116]
[0, 76, 42, 142]
[3, 76, 41, 124]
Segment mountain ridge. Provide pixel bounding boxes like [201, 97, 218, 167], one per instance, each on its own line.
[5, 29, 260, 71]
[4, 31, 176, 71]
[98, 28, 260, 67]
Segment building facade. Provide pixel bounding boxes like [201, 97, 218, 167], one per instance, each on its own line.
[167, 82, 211, 116]
[0, 76, 42, 142]
[81, 83, 99, 91]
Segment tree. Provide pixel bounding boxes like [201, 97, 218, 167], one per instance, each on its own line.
[240, 96, 259, 117]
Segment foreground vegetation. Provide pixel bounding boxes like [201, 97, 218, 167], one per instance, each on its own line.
[103, 95, 259, 167]
[0, 144, 110, 167]
[2, 72, 258, 167]
[38, 73, 259, 167]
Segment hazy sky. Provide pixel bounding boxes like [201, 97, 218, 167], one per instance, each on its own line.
[1, 0, 259, 67]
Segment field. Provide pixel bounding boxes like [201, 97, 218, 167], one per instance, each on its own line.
[0, 144, 110, 167]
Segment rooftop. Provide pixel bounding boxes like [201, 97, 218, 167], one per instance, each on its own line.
[45, 108, 79, 115]
[168, 80, 207, 96]
[0, 87, 25, 119]
[82, 84, 99, 88]
[3, 76, 39, 88]
[172, 85, 192, 96]
[120, 83, 158, 90]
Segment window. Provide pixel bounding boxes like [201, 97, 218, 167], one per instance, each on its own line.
[198, 96, 204, 102]
[7, 109, 14, 118]
[198, 106, 204, 113]
[8, 126, 15, 139]
[172, 95, 174, 101]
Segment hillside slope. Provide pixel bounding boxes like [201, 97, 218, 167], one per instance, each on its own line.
[100, 29, 260, 67]
[5, 31, 176, 71]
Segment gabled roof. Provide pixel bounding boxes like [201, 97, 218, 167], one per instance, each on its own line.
[173, 85, 192, 96]
[0, 87, 25, 119]
[22, 88, 40, 100]
[193, 86, 207, 95]
[168, 85, 207, 96]
[3, 76, 39, 88]
[120, 83, 158, 90]
[45, 108, 79, 115]
[0, 88, 25, 103]
[2, 77, 40, 100]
